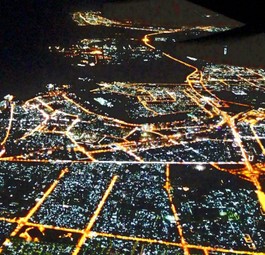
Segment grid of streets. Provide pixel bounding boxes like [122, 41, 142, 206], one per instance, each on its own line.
[0, 10, 265, 255]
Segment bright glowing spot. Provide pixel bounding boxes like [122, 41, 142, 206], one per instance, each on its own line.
[90, 50, 102, 55]
[3, 239, 12, 247]
[142, 37, 150, 43]
[187, 56, 197, 61]
[195, 165, 205, 171]
[4, 94, 13, 101]
[183, 187, 190, 192]
[88, 232, 98, 238]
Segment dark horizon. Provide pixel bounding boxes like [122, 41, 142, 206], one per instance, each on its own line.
[0, 0, 264, 99]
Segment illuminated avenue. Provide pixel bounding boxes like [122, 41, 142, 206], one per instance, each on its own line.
[0, 9, 265, 255]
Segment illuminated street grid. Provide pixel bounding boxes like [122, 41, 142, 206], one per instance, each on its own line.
[0, 10, 265, 255]
[1, 163, 265, 254]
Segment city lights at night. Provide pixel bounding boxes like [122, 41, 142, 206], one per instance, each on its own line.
[0, 0, 265, 254]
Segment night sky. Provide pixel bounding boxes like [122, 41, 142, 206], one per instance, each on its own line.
[0, 0, 264, 98]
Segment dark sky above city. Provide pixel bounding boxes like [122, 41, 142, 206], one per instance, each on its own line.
[0, 0, 264, 96]
[1, 0, 263, 55]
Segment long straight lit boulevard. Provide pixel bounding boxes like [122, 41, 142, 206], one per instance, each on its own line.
[0, 5, 265, 255]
